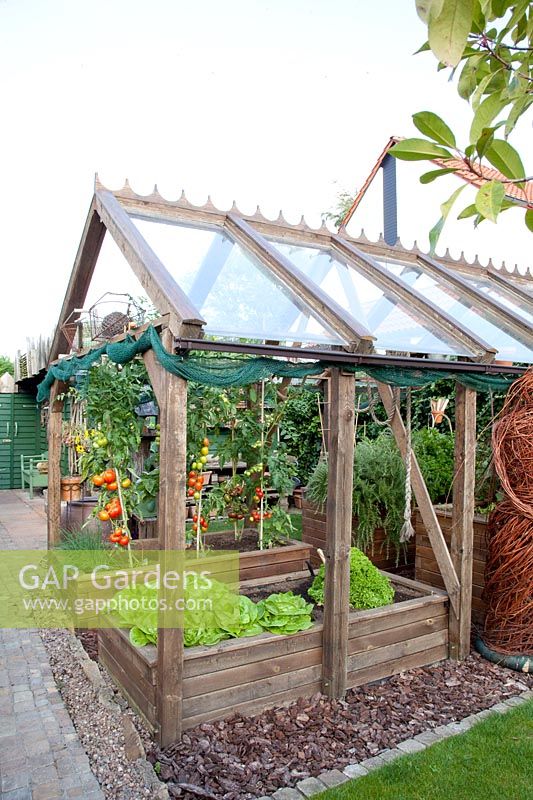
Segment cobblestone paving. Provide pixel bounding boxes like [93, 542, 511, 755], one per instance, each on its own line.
[0, 490, 104, 799]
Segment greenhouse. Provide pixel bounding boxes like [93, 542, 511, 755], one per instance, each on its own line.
[41, 177, 533, 746]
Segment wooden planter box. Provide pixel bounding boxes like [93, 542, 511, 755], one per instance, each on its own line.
[203, 535, 312, 582]
[414, 505, 488, 623]
[98, 573, 448, 732]
[67, 539, 312, 627]
[302, 498, 415, 573]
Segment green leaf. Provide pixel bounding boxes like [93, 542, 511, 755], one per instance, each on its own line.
[476, 127, 495, 158]
[475, 180, 505, 222]
[429, 217, 445, 253]
[420, 167, 457, 184]
[428, 0, 474, 67]
[525, 209, 533, 233]
[412, 111, 457, 147]
[414, 40, 431, 54]
[469, 93, 506, 143]
[457, 203, 478, 219]
[457, 55, 482, 99]
[416, 0, 444, 22]
[429, 184, 466, 251]
[505, 95, 533, 138]
[390, 138, 454, 161]
[486, 139, 525, 180]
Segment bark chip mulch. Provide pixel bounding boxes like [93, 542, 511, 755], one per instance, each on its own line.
[149, 652, 532, 799]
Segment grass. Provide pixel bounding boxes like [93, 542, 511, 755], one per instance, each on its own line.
[317, 700, 533, 800]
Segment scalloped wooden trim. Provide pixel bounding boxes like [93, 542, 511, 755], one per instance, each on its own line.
[94, 175, 533, 281]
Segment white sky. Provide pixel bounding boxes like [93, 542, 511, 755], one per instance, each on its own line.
[1, 0, 531, 356]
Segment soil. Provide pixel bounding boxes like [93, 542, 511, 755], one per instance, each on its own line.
[193, 529, 294, 552]
[240, 575, 420, 624]
[150, 651, 532, 800]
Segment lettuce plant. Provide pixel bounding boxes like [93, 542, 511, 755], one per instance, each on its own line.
[309, 547, 394, 610]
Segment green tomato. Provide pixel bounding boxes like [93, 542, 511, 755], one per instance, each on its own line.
[191, 461, 198, 470]
[200, 455, 207, 464]
[97, 438, 108, 447]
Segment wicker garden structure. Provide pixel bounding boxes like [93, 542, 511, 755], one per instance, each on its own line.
[43, 177, 533, 746]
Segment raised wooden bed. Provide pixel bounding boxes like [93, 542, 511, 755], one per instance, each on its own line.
[67, 538, 312, 627]
[98, 572, 448, 732]
[302, 498, 415, 573]
[414, 505, 487, 623]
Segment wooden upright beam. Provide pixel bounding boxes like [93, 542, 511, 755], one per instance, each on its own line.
[322, 369, 355, 698]
[47, 382, 65, 548]
[49, 204, 106, 362]
[150, 328, 187, 747]
[449, 383, 477, 660]
[376, 382, 460, 616]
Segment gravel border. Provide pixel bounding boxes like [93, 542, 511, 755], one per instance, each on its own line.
[40, 629, 169, 800]
[45, 628, 533, 800]
[265, 690, 533, 800]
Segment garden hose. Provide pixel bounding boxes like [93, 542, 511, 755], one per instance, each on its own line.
[475, 636, 532, 673]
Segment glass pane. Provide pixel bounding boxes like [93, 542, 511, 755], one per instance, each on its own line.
[378, 260, 533, 364]
[131, 217, 346, 345]
[461, 276, 533, 325]
[271, 241, 474, 357]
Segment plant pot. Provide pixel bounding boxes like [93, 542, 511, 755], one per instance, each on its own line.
[431, 411, 445, 425]
[60, 476, 82, 502]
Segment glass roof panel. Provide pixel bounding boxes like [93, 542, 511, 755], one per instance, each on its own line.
[270, 241, 474, 357]
[131, 217, 346, 346]
[378, 260, 533, 363]
[461, 275, 533, 325]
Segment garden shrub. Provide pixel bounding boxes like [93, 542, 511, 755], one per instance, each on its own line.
[412, 428, 454, 504]
[308, 547, 394, 610]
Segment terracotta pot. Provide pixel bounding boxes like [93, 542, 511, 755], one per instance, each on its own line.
[60, 476, 82, 502]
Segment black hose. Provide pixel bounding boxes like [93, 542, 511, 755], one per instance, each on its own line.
[475, 636, 532, 673]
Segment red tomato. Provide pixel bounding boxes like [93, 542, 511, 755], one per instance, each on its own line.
[92, 474, 105, 487]
[118, 535, 130, 547]
[107, 481, 118, 491]
[103, 469, 116, 483]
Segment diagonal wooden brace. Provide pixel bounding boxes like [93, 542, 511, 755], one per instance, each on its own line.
[376, 382, 460, 617]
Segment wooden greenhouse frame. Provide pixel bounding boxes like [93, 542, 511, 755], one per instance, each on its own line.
[46, 177, 532, 746]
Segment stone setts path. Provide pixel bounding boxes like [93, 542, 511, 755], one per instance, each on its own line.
[0, 490, 104, 800]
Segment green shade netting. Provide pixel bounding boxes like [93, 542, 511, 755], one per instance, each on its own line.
[36, 325, 517, 403]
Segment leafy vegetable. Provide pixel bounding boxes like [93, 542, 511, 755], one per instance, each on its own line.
[114, 579, 312, 647]
[308, 548, 394, 610]
[256, 591, 314, 635]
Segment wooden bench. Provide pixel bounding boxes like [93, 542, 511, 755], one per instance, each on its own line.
[20, 453, 48, 498]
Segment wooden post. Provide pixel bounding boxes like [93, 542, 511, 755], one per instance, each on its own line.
[148, 328, 187, 747]
[47, 382, 64, 549]
[449, 383, 476, 660]
[322, 369, 355, 698]
[376, 382, 461, 617]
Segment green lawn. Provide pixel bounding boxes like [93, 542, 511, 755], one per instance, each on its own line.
[317, 700, 533, 800]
